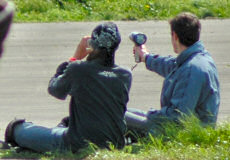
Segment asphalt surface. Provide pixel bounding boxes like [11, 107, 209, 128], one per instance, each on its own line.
[0, 20, 229, 139]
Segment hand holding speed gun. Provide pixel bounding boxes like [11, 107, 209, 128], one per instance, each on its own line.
[129, 32, 147, 70]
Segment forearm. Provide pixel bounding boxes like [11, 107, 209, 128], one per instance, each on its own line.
[48, 62, 72, 100]
[48, 77, 68, 100]
[145, 54, 177, 77]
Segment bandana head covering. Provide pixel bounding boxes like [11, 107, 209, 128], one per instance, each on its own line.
[89, 22, 121, 53]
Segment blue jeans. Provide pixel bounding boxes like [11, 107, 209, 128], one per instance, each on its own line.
[126, 107, 181, 138]
[125, 108, 160, 136]
[14, 122, 69, 152]
[125, 108, 151, 135]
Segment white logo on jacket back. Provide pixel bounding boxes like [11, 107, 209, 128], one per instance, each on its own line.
[98, 71, 117, 78]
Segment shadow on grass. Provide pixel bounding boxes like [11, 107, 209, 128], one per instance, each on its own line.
[0, 145, 96, 160]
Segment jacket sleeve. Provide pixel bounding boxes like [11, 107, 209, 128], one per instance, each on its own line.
[48, 62, 73, 100]
[123, 70, 133, 105]
[145, 54, 177, 78]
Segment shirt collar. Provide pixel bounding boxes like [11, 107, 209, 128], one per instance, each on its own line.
[176, 41, 204, 66]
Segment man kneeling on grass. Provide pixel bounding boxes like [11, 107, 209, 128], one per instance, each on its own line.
[4, 22, 132, 153]
[125, 12, 220, 141]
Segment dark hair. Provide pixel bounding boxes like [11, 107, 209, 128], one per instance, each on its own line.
[0, 1, 14, 56]
[169, 12, 201, 47]
[88, 22, 121, 67]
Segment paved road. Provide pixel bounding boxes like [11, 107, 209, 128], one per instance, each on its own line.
[0, 20, 229, 139]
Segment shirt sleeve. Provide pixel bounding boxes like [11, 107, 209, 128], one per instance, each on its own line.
[48, 63, 73, 100]
[145, 54, 177, 78]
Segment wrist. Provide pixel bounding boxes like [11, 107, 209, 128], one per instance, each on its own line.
[141, 53, 149, 62]
[69, 57, 77, 62]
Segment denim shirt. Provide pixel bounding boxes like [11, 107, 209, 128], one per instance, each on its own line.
[145, 41, 220, 127]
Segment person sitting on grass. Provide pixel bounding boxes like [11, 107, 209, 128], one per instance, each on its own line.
[4, 22, 132, 153]
[0, 0, 14, 150]
[125, 12, 220, 141]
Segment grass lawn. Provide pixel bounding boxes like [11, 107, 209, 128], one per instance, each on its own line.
[1, 116, 230, 159]
[12, 0, 230, 22]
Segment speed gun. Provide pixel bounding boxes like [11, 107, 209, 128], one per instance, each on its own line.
[129, 32, 147, 63]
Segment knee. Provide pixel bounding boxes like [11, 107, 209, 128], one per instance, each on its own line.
[5, 118, 26, 147]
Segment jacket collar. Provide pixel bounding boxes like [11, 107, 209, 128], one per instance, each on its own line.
[89, 57, 105, 65]
[176, 41, 204, 67]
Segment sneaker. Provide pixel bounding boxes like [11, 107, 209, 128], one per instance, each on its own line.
[5, 118, 25, 147]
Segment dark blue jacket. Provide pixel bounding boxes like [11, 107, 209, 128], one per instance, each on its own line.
[48, 58, 132, 152]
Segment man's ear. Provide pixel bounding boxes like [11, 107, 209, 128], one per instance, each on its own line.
[172, 31, 179, 41]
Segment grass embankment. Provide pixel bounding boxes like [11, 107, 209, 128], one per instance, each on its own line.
[12, 0, 230, 22]
[1, 117, 230, 159]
